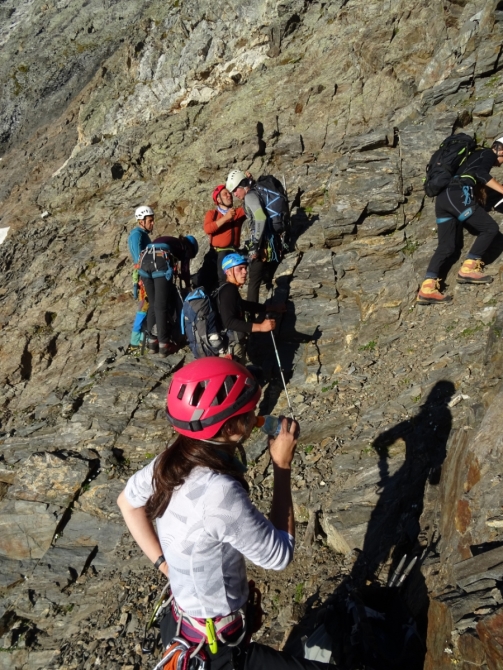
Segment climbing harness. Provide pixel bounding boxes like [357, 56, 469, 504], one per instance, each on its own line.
[147, 581, 263, 670]
[170, 598, 247, 653]
[139, 243, 175, 281]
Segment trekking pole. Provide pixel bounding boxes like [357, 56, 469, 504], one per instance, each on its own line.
[269, 329, 295, 420]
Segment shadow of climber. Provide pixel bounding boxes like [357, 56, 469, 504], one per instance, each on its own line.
[283, 380, 455, 670]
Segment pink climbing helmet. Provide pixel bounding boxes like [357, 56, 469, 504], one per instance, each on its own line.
[166, 358, 261, 439]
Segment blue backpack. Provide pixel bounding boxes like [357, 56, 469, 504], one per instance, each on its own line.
[181, 287, 227, 358]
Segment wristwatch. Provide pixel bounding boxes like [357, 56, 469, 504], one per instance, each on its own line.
[154, 554, 166, 570]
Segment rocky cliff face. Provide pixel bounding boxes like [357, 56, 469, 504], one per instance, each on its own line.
[1, 1, 503, 668]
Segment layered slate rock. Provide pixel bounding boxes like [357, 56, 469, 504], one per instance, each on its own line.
[2, 0, 503, 667]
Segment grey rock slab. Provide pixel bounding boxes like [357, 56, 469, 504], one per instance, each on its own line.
[357, 215, 398, 238]
[474, 42, 502, 77]
[0, 555, 38, 588]
[421, 76, 471, 107]
[453, 545, 503, 590]
[342, 129, 390, 152]
[0, 499, 63, 560]
[473, 98, 494, 117]
[77, 478, 126, 521]
[321, 513, 366, 555]
[8, 452, 89, 506]
[0, 650, 60, 670]
[31, 545, 97, 583]
[57, 510, 124, 555]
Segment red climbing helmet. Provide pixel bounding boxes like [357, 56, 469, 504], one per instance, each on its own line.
[212, 184, 226, 204]
[166, 358, 261, 439]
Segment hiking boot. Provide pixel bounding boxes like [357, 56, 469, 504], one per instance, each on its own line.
[146, 337, 159, 353]
[416, 279, 453, 305]
[125, 344, 143, 356]
[457, 259, 493, 284]
[158, 342, 177, 358]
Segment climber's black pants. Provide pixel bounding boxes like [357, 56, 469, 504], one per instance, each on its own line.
[142, 276, 177, 344]
[425, 186, 499, 278]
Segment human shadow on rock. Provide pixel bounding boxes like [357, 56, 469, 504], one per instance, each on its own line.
[247, 296, 320, 416]
[283, 380, 455, 670]
[289, 206, 320, 250]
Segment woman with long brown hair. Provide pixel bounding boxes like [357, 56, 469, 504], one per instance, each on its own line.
[117, 357, 330, 669]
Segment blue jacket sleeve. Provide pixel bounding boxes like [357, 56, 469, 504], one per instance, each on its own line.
[128, 228, 150, 264]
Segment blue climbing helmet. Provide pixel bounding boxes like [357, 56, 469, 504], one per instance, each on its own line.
[222, 253, 248, 272]
[185, 235, 198, 257]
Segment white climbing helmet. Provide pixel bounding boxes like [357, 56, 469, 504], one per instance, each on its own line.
[226, 170, 247, 193]
[135, 205, 154, 220]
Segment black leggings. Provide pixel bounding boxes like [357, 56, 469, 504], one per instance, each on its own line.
[426, 186, 499, 278]
[142, 276, 178, 344]
[160, 611, 331, 670]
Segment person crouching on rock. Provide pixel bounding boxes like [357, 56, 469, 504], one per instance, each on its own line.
[139, 234, 198, 356]
[218, 253, 284, 365]
[203, 184, 247, 287]
[417, 137, 503, 305]
[117, 357, 329, 670]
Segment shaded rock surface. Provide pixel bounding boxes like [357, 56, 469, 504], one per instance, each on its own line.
[1, 1, 503, 668]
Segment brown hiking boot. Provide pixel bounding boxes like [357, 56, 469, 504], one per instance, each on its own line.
[416, 279, 453, 305]
[457, 259, 493, 284]
[159, 342, 178, 358]
[146, 337, 159, 353]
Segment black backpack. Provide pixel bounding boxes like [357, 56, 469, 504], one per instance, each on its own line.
[181, 287, 227, 358]
[254, 175, 290, 234]
[424, 133, 477, 197]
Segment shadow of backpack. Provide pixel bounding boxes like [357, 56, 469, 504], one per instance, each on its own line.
[342, 586, 425, 670]
[181, 287, 228, 358]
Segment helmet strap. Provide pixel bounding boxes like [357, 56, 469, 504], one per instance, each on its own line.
[227, 267, 241, 286]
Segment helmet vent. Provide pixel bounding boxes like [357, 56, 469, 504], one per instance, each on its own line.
[190, 381, 207, 406]
[177, 384, 186, 400]
[212, 375, 237, 406]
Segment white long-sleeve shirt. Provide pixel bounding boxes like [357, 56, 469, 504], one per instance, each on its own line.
[124, 460, 294, 618]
